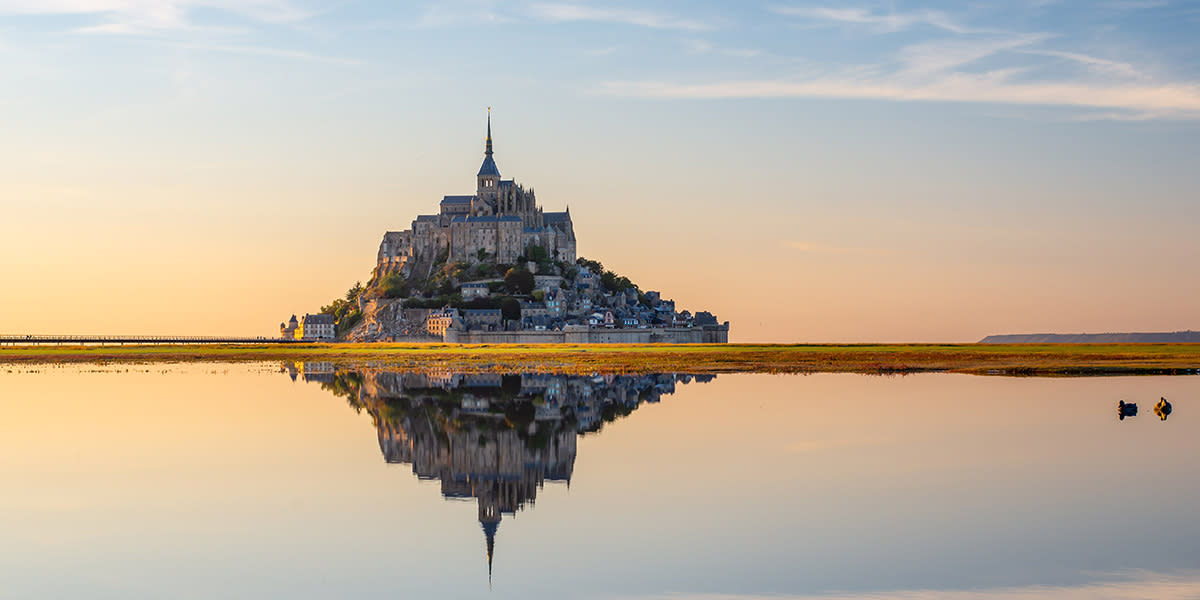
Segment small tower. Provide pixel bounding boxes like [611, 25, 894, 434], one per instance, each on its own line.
[476, 108, 501, 204]
[281, 314, 299, 339]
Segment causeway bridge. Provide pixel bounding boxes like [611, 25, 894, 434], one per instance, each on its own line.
[0, 335, 302, 345]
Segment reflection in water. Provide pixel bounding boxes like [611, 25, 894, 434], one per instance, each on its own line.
[286, 363, 712, 582]
[1117, 400, 1138, 420]
[616, 569, 1200, 600]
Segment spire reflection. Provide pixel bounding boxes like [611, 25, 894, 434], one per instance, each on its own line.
[287, 364, 713, 583]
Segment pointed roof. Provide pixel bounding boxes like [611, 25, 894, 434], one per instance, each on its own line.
[478, 107, 500, 177]
[482, 519, 498, 587]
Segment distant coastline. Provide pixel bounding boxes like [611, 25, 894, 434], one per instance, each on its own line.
[980, 331, 1200, 344]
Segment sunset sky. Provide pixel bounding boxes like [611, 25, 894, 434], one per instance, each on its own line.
[0, 1, 1197, 342]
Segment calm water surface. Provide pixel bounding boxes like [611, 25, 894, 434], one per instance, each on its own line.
[1, 364, 1198, 599]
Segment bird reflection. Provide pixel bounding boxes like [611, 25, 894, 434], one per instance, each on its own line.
[286, 364, 714, 585]
[1118, 400, 1138, 420]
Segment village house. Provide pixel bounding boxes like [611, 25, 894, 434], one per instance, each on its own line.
[299, 314, 336, 340]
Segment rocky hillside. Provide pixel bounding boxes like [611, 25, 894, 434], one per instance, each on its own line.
[314, 245, 721, 342]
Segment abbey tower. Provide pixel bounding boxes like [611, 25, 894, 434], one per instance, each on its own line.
[376, 110, 576, 278]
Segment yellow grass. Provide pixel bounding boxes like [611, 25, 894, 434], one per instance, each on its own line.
[2, 343, 1200, 375]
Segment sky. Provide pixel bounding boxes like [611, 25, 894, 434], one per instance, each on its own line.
[0, 0, 1197, 342]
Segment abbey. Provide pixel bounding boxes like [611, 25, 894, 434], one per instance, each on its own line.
[376, 111, 576, 277]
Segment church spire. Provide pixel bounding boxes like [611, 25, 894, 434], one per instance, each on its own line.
[478, 107, 500, 178]
[485, 107, 493, 157]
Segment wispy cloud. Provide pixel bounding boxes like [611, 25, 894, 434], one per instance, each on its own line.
[599, 4, 1196, 120]
[527, 3, 711, 31]
[896, 34, 1050, 75]
[414, 0, 513, 28]
[682, 38, 762, 58]
[1020, 49, 1142, 79]
[0, 0, 311, 35]
[769, 5, 975, 34]
[600, 75, 1200, 120]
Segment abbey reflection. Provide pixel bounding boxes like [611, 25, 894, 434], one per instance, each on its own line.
[285, 364, 714, 582]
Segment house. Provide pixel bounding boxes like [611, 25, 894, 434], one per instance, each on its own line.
[545, 290, 569, 317]
[534, 275, 564, 292]
[299, 314, 336, 340]
[524, 314, 553, 331]
[520, 302, 549, 320]
[461, 282, 490, 300]
[576, 267, 597, 291]
[425, 309, 461, 337]
[462, 309, 502, 331]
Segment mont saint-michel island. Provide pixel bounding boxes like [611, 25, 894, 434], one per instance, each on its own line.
[280, 112, 730, 345]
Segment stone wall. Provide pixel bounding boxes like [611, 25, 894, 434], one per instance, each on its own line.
[444, 325, 726, 344]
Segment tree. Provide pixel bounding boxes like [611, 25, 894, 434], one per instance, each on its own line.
[504, 267, 535, 295]
[599, 270, 634, 294]
[576, 257, 603, 273]
[345, 281, 363, 302]
[499, 296, 521, 321]
[532, 289, 545, 302]
[526, 244, 549, 264]
[473, 263, 495, 278]
[380, 273, 410, 299]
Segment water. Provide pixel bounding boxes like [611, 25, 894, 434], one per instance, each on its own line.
[1, 364, 1197, 599]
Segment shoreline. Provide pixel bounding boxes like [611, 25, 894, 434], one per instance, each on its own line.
[2, 343, 1200, 376]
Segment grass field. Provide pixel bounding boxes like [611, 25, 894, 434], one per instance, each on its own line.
[2, 343, 1200, 375]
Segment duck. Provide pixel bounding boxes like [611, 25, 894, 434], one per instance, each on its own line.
[1154, 397, 1172, 421]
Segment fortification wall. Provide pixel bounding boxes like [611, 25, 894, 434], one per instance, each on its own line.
[445, 327, 719, 344]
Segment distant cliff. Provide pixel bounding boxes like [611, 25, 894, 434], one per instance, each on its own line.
[980, 331, 1200, 343]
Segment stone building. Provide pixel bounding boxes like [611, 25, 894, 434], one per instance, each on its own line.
[298, 313, 335, 340]
[279, 314, 299, 339]
[376, 110, 576, 278]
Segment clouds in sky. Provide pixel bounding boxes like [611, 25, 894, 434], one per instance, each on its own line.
[526, 3, 711, 31]
[0, 1, 1195, 119]
[0, 0, 310, 34]
[768, 5, 975, 34]
[595, 2, 1198, 120]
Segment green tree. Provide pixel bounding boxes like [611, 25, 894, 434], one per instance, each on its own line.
[499, 296, 521, 321]
[576, 257, 603, 273]
[504, 267, 535, 295]
[380, 273, 410, 299]
[526, 244, 549, 263]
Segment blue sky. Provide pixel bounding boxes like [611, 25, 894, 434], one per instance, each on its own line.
[0, 1, 1197, 341]
[4, 1, 1198, 118]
